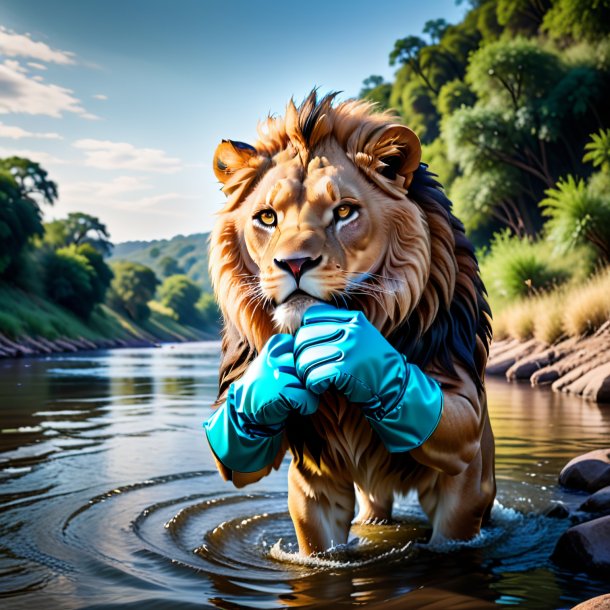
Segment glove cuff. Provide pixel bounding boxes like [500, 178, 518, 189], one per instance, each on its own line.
[364, 363, 443, 453]
[203, 398, 284, 473]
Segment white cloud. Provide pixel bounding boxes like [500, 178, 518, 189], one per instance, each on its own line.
[0, 122, 62, 140]
[0, 59, 97, 119]
[73, 139, 182, 173]
[27, 62, 47, 71]
[0, 27, 75, 65]
[59, 176, 197, 217]
[0, 146, 67, 165]
[92, 94, 108, 100]
[62, 176, 152, 199]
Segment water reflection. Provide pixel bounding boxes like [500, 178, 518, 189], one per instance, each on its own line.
[0, 344, 608, 609]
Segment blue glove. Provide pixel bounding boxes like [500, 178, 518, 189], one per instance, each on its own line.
[294, 304, 443, 452]
[204, 334, 319, 473]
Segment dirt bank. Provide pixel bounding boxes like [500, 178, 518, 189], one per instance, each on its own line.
[487, 321, 610, 404]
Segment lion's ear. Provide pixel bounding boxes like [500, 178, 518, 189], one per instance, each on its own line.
[349, 124, 421, 196]
[374, 125, 421, 186]
[213, 139, 258, 184]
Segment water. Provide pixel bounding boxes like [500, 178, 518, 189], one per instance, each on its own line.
[0, 342, 608, 609]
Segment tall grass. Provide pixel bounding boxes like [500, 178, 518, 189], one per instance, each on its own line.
[492, 268, 610, 343]
[479, 231, 592, 314]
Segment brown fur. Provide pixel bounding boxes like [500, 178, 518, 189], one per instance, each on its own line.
[208, 91, 495, 554]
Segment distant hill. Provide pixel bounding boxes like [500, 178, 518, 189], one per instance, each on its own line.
[110, 233, 212, 292]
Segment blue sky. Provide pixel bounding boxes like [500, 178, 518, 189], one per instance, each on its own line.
[0, 0, 467, 243]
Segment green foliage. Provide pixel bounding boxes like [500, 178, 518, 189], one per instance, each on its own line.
[110, 233, 211, 291]
[43, 246, 97, 318]
[467, 38, 563, 109]
[542, 0, 610, 43]
[437, 80, 476, 118]
[159, 274, 202, 324]
[159, 255, 183, 277]
[479, 230, 577, 306]
[583, 128, 610, 172]
[540, 175, 610, 262]
[0, 157, 57, 276]
[44, 212, 112, 256]
[421, 137, 457, 190]
[109, 261, 159, 321]
[197, 292, 221, 329]
[74, 243, 113, 303]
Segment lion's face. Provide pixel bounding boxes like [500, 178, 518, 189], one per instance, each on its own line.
[210, 93, 437, 350]
[238, 140, 420, 332]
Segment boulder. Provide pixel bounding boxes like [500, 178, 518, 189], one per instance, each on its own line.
[562, 362, 610, 404]
[506, 339, 577, 381]
[552, 516, 610, 574]
[486, 338, 544, 376]
[579, 486, 610, 516]
[559, 449, 610, 493]
[572, 594, 610, 610]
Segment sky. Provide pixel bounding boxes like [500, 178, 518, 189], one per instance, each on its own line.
[0, 0, 467, 243]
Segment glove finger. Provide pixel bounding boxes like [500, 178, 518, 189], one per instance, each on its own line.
[294, 323, 346, 359]
[302, 304, 359, 326]
[295, 343, 342, 381]
[304, 364, 341, 395]
[263, 333, 295, 358]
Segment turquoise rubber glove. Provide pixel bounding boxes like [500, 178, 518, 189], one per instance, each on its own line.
[204, 334, 319, 473]
[294, 304, 443, 452]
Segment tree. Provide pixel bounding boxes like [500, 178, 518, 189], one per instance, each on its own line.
[44, 212, 112, 256]
[443, 37, 609, 238]
[74, 243, 113, 303]
[159, 255, 183, 278]
[423, 19, 449, 44]
[43, 247, 97, 318]
[197, 292, 220, 329]
[542, 0, 610, 44]
[159, 275, 202, 324]
[109, 261, 159, 321]
[0, 157, 57, 276]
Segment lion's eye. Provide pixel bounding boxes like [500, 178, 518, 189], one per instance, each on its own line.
[333, 203, 358, 222]
[254, 210, 277, 228]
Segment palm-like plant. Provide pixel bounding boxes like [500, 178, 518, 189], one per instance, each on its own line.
[540, 175, 610, 263]
[583, 128, 610, 173]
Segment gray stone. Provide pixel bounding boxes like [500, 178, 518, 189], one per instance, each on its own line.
[579, 486, 610, 515]
[552, 516, 610, 575]
[559, 449, 610, 493]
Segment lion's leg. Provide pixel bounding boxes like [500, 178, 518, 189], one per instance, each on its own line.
[288, 461, 355, 555]
[417, 442, 495, 542]
[354, 485, 393, 523]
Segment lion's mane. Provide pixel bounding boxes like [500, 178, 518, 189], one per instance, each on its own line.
[210, 92, 491, 414]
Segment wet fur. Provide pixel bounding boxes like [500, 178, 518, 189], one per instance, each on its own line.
[208, 91, 496, 554]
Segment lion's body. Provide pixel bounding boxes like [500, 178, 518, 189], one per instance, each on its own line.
[208, 92, 495, 554]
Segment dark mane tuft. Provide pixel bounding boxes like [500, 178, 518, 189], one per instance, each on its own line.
[389, 164, 492, 391]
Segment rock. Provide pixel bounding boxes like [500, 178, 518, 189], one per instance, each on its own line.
[506, 339, 577, 381]
[543, 501, 570, 519]
[572, 594, 610, 610]
[486, 338, 544, 376]
[580, 486, 610, 516]
[562, 362, 610, 404]
[552, 516, 610, 575]
[559, 449, 610, 493]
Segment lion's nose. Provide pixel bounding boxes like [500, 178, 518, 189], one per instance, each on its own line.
[274, 256, 322, 284]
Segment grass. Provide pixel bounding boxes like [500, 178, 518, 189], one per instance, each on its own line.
[492, 267, 610, 343]
[0, 284, 215, 347]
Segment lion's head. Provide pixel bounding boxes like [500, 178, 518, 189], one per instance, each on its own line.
[210, 91, 491, 400]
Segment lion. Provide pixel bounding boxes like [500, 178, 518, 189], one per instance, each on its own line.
[207, 91, 495, 555]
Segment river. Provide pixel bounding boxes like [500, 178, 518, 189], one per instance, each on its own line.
[0, 342, 609, 609]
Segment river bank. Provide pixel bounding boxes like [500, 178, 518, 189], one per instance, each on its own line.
[0, 284, 218, 360]
[487, 321, 610, 404]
